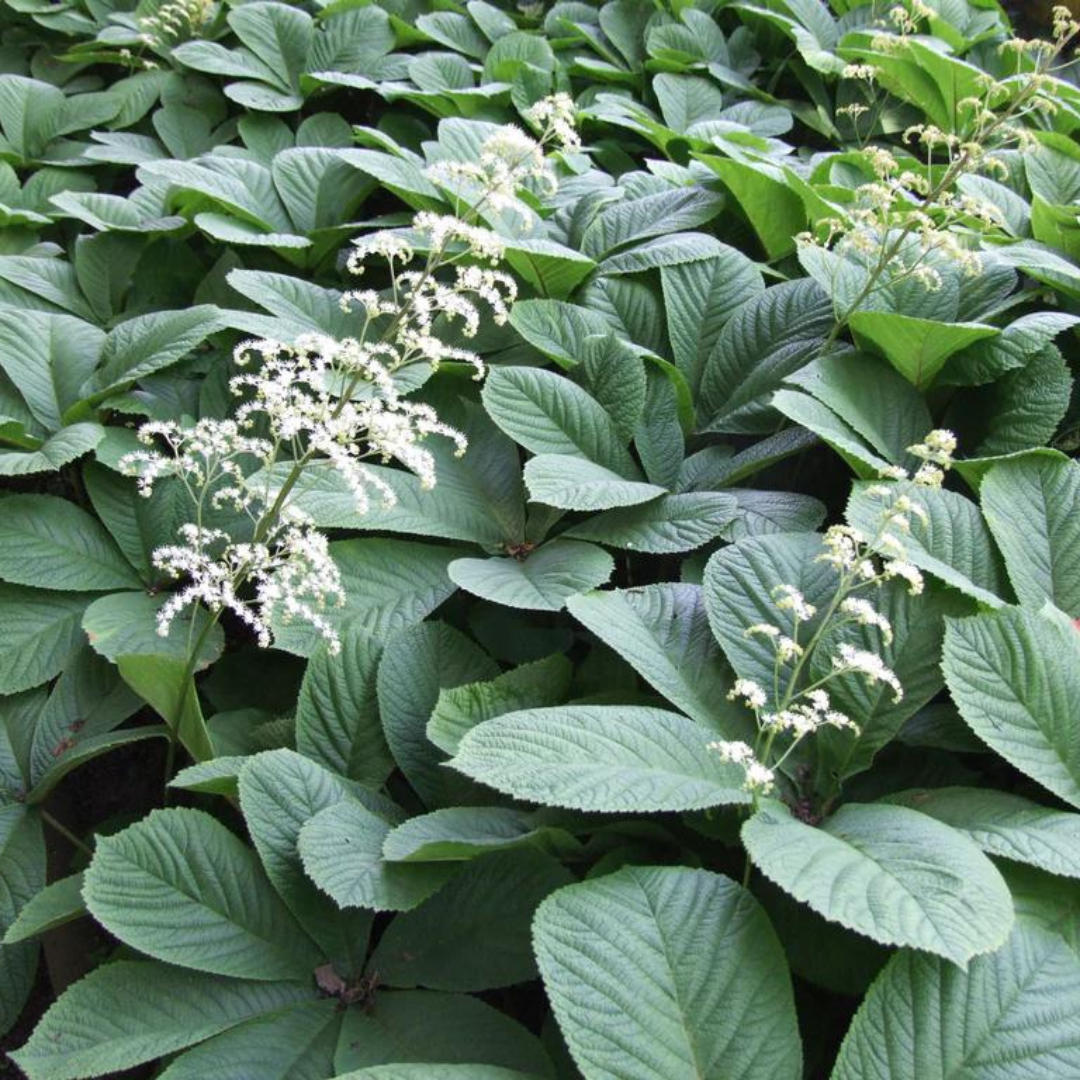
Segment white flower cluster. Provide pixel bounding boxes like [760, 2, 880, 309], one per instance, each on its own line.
[152, 522, 344, 654]
[118, 97, 579, 658]
[708, 740, 776, 794]
[139, 0, 214, 46]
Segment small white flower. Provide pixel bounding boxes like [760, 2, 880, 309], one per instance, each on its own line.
[832, 643, 904, 703]
[773, 584, 817, 621]
[728, 679, 768, 710]
[840, 597, 894, 643]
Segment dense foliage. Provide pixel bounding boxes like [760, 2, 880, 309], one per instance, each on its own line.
[2, 0, 1080, 1076]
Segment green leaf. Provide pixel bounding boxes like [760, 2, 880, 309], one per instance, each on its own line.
[886, 787, 1080, 880]
[157, 999, 339, 1080]
[943, 606, 1080, 810]
[566, 585, 745, 735]
[981, 455, 1080, 616]
[523, 456, 666, 511]
[296, 628, 390, 787]
[0, 585, 87, 695]
[333, 1068, 539, 1080]
[82, 590, 224, 666]
[599, 232, 725, 275]
[238, 750, 373, 975]
[382, 807, 576, 863]
[3, 872, 84, 945]
[582, 188, 725, 259]
[334, 990, 554, 1077]
[428, 654, 572, 755]
[0, 311, 103, 431]
[847, 482, 1008, 607]
[482, 367, 639, 477]
[370, 849, 573, 991]
[10, 961, 311, 1080]
[661, 249, 765, 392]
[88, 306, 222, 399]
[299, 799, 454, 912]
[700, 280, 833, 434]
[0, 423, 104, 477]
[534, 866, 801, 1080]
[565, 493, 739, 553]
[377, 622, 498, 809]
[703, 532, 839, 692]
[742, 801, 1013, 964]
[83, 807, 321, 980]
[448, 705, 751, 812]
[0, 805, 44, 1038]
[269, 538, 460, 656]
[448, 540, 613, 612]
[0, 494, 140, 591]
[508, 300, 610, 366]
[832, 921, 1080, 1080]
[848, 311, 999, 389]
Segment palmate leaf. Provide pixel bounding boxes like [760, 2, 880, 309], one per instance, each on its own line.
[742, 801, 1013, 965]
[831, 921, 1080, 1080]
[943, 606, 1080, 810]
[83, 808, 322, 980]
[447, 705, 750, 813]
[533, 866, 801, 1080]
[11, 961, 312, 1080]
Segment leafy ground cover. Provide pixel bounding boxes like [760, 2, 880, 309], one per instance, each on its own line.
[2, 0, 1080, 1077]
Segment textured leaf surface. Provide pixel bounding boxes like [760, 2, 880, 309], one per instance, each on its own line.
[887, 787, 1080, 880]
[0, 585, 87, 695]
[11, 961, 310, 1080]
[370, 849, 573, 991]
[448, 540, 613, 612]
[742, 802, 1013, 964]
[565, 493, 738, 553]
[832, 921, 1080, 1080]
[981, 455, 1080, 616]
[448, 706, 750, 812]
[299, 799, 453, 912]
[523, 455, 665, 511]
[534, 866, 801, 1080]
[567, 585, 745, 735]
[944, 607, 1080, 809]
[83, 808, 319, 980]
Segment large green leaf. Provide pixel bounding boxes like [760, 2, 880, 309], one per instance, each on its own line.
[700, 279, 833, 433]
[298, 799, 453, 912]
[0, 585, 87, 695]
[11, 961, 311, 1080]
[848, 311, 998, 389]
[448, 705, 751, 812]
[0, 494, 140, 591]
[847, 482, 1008, 607]
[0, 424, 105, 478]
[157, 999, 339, 1080]
[333, 989, 554, 1077]
[523, 456, 666, 511]
[295, 627, 390, 787]
[742, 801, 1013, 964]
[237, 750, 373, 975]
[534, 866, 801, 1080]
[0, 805, 44, 1039]
[370, 849, 573, 991]
[83, 808, 320, 980]
[943, 606, 1080, 810]
[482, 367, 639, 477]
[564, 493, 739, 553]
[886, 787, 1080, 880]
[377, 622, 498, 809]
[333, 1068, 540, 1080]
[427, 654, 572, 755]
[566, 585, 745, 735]
[981, 456, 1080, 616]
[832, 921, 1080, 1080]
[448, 540, 613, 612]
